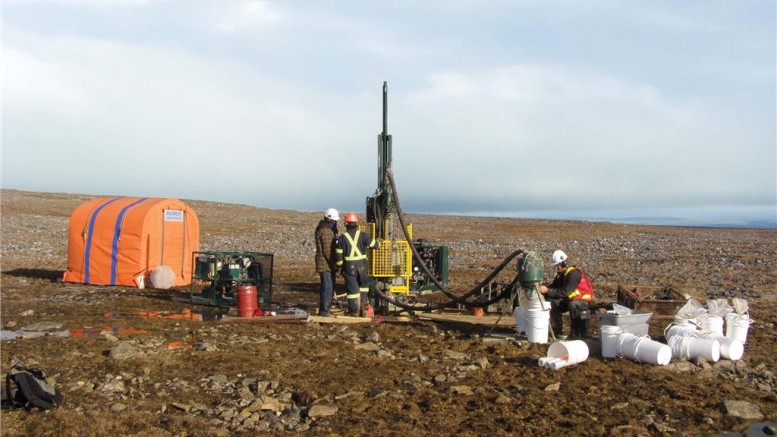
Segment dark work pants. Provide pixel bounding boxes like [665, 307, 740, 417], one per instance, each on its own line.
[550, 299, 590, 337]
[343, 274, 362, 314]
[343, 262, 368, 315]
[318, 271, 335, 315]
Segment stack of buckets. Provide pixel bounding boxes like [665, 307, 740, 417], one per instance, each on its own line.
[514, 298, 550, 344]
[598, 315, 671, 365]
[664, 312, 748, 361]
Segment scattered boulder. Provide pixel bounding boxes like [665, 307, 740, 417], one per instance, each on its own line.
[308, 405, 338, 418]
[721, 400, 764, 420]
[450, 385, 474, 396]
[109, 341, 145, 360]
[444, 350, 467, 360]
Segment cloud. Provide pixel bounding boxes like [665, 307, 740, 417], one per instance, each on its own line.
[2, 0, 774, 225]
[4, 0, 159, 6]
[215, 0, 282, 33]
[394, 64, 774, 212]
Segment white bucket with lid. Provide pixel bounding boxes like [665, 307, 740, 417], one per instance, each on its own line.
[700, 315, 724, 336]
[726, 314, 752, 344]
[526, 308, 550, 344]
[600, 325, 623, 359]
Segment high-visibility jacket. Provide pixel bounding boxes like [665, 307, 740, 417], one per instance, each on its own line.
[563, 266, 594, 301]
[335, 228, 378, 267]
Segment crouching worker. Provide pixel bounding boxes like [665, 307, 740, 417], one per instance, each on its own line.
[335, 213, 379, 317]
[537, 250, 594, 338]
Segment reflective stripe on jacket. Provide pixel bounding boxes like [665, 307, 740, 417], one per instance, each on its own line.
[564, 266, 594, 301]
[335, 229, 377, 266]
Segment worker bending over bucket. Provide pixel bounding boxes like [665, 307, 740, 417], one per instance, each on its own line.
[537, 250, 594, 338]
[335, 213, 380, 317]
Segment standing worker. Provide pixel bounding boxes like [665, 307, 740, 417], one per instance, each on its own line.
[315, 208, 340, 317]
[537, 250, 594, 338]
[335, 213, 379, 317]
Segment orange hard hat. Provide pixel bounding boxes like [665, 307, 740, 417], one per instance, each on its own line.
[344, 212, 359, 224]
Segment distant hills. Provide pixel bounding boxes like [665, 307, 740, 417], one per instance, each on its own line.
[600, 216, 776, 230]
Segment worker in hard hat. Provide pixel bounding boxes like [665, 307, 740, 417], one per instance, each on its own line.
[335, 213, 380, 317]
[315, 208, 340, 317]
[537, 250, 594, 338]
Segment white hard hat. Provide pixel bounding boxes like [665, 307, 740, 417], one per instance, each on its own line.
[324, 208, 340, 221]
[550, 250, 568, 266]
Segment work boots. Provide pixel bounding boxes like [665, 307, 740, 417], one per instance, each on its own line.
[569, 301, 591, 338]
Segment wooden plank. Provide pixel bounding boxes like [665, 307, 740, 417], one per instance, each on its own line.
[416, 313, 516, 326]
[221, 314, 307, 324]
[307, 315, 373, 324]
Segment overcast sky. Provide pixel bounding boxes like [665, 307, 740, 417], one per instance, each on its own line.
[3, 0, 776, 225]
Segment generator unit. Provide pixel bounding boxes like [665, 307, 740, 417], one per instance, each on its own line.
[411, 239, 449, 292]
[188, 251, 273, 307]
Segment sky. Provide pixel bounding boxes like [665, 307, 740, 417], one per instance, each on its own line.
[3, 0, 776, 227]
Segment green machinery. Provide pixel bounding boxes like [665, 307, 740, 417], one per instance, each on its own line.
[188, 251, 274, 307]
[365, 82, 449, 296]
[476, 251, 545, 313]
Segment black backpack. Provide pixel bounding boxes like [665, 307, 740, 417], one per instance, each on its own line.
[4, 363, 63, 410]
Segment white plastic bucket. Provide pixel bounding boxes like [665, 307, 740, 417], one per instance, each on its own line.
[514, 299, 545, 335]
[700, 315, 724, 336]
[600, 325, 623, 359]
[526, 308, 550, 344]
[636, 338, 672, 365]
[669, 336, 720, 362]
[665, 324, 697, 340]
[726, 313, 750, 335]
[666, 325, 742, 361]
[726, 314, 751, 344]
[718, 337, 744, 361]
[617, 333, 671, 365]
[548, 340, 590, 366]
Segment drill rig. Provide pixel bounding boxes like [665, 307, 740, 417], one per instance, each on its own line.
[364, 82, 449, 303]
[363, 82, 547, 318]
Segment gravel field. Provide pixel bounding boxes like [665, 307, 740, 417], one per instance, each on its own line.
[1, 189, 775, 436]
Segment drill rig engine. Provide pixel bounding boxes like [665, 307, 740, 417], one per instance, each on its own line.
[365, 82, 449, 304]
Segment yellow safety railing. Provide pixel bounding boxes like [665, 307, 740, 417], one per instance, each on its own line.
[359, 222, 413, 294]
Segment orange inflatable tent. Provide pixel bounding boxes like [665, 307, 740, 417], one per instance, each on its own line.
[63, 197, 200, 288]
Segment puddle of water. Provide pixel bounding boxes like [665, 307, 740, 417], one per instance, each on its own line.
[1, 327, 147, 340]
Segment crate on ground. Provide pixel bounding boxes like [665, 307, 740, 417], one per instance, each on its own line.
[616, 285, 687, 319]
[597, 307, 653, 337]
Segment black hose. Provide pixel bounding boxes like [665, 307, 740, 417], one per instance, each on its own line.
[374, 272, 520, 312]
[384, 169, 525, 308]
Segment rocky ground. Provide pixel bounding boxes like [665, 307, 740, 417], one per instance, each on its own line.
[1, 189, 776, 436]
